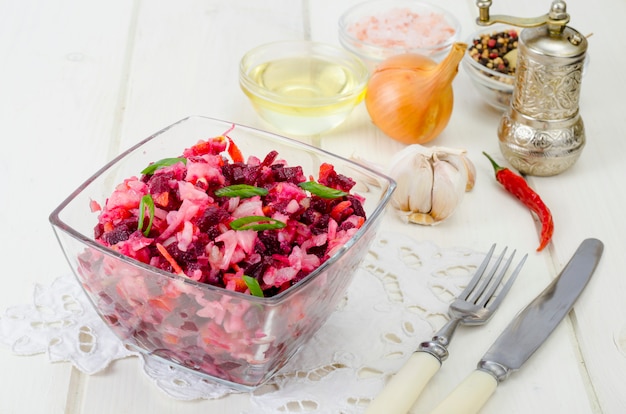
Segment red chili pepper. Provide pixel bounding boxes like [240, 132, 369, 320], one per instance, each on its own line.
[483, 152, 554, 252]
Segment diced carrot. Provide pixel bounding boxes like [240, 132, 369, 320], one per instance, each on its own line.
[163, 333, 179, 345]
[153, 192, 169, 207]
[330, 200, 353, 221]
[156, 242, 185, 275]
[148, 297, 174, 311]
[223, 273, 248, 292]
[226, 135, 244, 163]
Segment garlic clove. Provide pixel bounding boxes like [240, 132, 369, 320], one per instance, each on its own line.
[462, 154, 476, 191]
[407, 154, 434, 213]
[430, 154, 466, 222]
[390, 152, 433, 214]
[436, 150, 476, 191]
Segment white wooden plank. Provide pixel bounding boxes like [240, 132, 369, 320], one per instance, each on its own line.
[507, 0, 626, 412]
[0, 0, 140, 413]
[117, 0, 309, 150]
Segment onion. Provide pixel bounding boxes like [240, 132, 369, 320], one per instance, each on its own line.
[365, 42, 467, 145]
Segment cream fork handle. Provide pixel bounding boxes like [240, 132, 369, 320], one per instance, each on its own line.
[429, 369, 498, 414]
[365, 352, 441, 414]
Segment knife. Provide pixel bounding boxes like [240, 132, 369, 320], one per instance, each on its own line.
[429, 238, 604, 414]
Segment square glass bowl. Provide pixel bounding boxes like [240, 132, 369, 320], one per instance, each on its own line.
[49, 116, 395, 390]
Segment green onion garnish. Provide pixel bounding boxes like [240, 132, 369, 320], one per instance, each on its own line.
[214, 184, 268, 198]
[298, 181, 348, 199]
[242, 275, 264, 297]
[138, 195, 155, 236]
[229, 216, 286, 231]
[141, 157, 187, 175]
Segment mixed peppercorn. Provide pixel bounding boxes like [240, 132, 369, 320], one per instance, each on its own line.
[468, 29, 519, 78]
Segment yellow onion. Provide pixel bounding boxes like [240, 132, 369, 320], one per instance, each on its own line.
[365, 42, 467, 144]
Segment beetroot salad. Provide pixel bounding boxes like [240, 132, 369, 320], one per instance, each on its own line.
[92, 133, 367, 297]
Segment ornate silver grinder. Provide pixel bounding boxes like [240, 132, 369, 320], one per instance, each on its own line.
[476, 0, 588, 176]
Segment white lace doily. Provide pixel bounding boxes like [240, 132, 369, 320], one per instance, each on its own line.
[0, 231, 489, 413]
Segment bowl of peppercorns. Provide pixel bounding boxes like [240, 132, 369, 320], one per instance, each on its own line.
[462, 25, 519, 111]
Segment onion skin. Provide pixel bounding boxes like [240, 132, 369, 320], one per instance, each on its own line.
[365, 42, 467, 145]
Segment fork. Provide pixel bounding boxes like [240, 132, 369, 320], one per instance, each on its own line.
[365, 245, 527, 414]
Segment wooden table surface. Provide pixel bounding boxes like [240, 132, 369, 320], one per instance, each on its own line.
[1, 0, 625, 412]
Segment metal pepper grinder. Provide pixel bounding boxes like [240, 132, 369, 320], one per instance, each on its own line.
[476, 0, 588, 176]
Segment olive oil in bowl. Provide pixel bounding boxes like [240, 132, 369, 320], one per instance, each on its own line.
[240, 41, 368, 136]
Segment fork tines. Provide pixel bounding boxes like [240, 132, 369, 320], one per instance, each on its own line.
[462, 244, 528, 310]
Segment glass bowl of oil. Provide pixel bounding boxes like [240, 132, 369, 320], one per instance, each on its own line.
[239, 40, 369, 136]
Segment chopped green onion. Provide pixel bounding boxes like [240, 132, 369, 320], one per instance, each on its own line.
[298, 181, 348, 199]
[229, 216, 286, 231]
[138, 195, 155, 236]
[243, 275, 264, 297]
[214, 184, 268, 198]
[141, 157, 187, 175]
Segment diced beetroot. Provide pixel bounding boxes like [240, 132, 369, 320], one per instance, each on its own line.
[260, 150, 277, 166]
[271, 165, 305, 184]
[195, 206, 230, 232]
[318, 162, 356, 192]
[101, 219, 137, 245]
[347, 195, 366, 217]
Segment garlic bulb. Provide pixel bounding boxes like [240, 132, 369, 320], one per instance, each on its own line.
[388, 145, 475, 225]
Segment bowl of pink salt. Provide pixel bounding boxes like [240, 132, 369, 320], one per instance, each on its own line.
[338, 0, 461, 72]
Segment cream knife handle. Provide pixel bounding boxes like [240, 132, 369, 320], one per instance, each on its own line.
[365, 352, 441, 414]
[429, 370, 498, 414]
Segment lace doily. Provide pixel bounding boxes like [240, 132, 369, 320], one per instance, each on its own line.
[0, 231, 489, 413]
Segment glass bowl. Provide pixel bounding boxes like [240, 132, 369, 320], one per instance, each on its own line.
[338, 0, 460, 72]
[239, 40, 369, 136]
[462, 24, 518, 111]
[49, 116, 395, 390]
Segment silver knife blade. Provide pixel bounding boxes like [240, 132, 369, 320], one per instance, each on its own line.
[478, 238, 603, 381]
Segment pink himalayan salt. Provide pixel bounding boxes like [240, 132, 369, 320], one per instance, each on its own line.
[348, 7, 455, 50]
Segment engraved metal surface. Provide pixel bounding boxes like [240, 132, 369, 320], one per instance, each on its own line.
[498, 111, 585, 176]
[513, 52, 584, 120]
[497, 23, 588, 176]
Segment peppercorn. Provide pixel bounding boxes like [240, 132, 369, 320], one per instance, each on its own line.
[468, 29, 519, 76]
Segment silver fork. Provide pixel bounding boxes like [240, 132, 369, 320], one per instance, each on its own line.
[365, 245, 527, 414]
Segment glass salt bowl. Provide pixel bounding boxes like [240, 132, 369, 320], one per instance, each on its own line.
[338, 0, 461, 72]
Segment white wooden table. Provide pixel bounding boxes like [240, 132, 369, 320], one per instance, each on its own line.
[1, 0, 625, 412]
